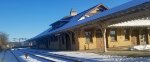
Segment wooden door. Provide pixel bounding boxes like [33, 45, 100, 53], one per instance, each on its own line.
[96, 30, 104, 50]
[139, 29, 148, 45]
[131, 29, 139, 45]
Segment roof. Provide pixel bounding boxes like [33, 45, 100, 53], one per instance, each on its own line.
[61, 16, 73, 20]
[109, 19, 150, 27]
[30, 0, 150, 40]
[32, 28, 52, 40]
[31, 4, 103, 39]
[50, 16, 73, 26]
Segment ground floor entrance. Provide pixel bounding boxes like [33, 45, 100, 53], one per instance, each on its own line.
[131, 28, 149, 45]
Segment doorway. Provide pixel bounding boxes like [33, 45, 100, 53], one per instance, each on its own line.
[96, 29, 104, 50]
[139, 29, 149, 45]
[131, 29, 139, 45]
[65, 33, 71, 50]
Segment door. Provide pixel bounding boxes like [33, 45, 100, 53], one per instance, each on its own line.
[139, 29, 148, 45]
[96, 30, 104, 50]
[65, 33, 71, 50]
[131, 29, 139, 45]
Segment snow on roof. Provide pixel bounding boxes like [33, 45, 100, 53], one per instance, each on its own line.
[108, 20, 150, 27]
[31, 0, 150, 40]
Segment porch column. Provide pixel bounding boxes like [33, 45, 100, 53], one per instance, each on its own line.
[102, 28, 107, 52]
[48, 38, 50, 49]
[148, 28, 150, 44]
[98, 24, 108, 52]
[72, 29, 79, 50]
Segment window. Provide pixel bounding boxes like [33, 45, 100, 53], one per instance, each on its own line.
[99, 7, 105, 12]
[124, 29, 130, 41]
[72, 33, 76, 44]
[110, 29, 117, 41]
[96, 30, 103, 38]
[78, 16, 85, 21]
[85, 31, 93, 43]
[78, 15, 90, 21]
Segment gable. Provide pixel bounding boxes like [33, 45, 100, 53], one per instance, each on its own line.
[87, 4, 108, 16]
[78, 4, 108, 21]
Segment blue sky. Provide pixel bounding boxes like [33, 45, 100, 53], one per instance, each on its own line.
[0, 0, 131, 42]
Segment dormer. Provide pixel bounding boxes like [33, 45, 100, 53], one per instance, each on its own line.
[50, 16, 73, 30]
[78, 4, 108, 21]
[50, 9, 77, 30]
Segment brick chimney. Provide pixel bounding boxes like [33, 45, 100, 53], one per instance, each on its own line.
[70, 8, 77, 16]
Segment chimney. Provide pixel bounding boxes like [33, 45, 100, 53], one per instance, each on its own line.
[70, 8, 77, 16]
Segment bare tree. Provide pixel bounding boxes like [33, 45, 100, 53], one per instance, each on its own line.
[0, 32, 8, 51]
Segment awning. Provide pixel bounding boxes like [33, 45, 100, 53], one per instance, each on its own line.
[108, 20, 150, 28]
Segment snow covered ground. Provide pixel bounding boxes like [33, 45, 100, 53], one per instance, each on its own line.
[0, 49, 75, 62]
[22, 48, 150, 62]
[131, 45, 150, 51]
[0, 50, 19, 62]
[12, 49, 50, 62]
[18, 49, 74, 62]
[0, 48, 150, 62]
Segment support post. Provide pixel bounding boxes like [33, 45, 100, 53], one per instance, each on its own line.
[66, 31, 73, 50]
[102, 28, 107, 52]
[148, 28, 150, 44]
[72, 29, 79, 50]
[97, 23, 108, 52]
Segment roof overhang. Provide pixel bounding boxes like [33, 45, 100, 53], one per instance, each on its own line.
[108, 20, 150, 28]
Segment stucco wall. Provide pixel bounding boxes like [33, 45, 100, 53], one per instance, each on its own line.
[78, 30, 97, 50]
[107, 28, 132, 48]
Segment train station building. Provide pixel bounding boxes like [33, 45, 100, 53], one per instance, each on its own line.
[26, 0, 150, 52]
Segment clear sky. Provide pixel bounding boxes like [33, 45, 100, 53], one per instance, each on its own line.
[0, 0, 131, 42]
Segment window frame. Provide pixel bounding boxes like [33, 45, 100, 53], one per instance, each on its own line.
[85, 31, 93, 43]
[124, 29, 130, 41]
[110, 29, 117, 42]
